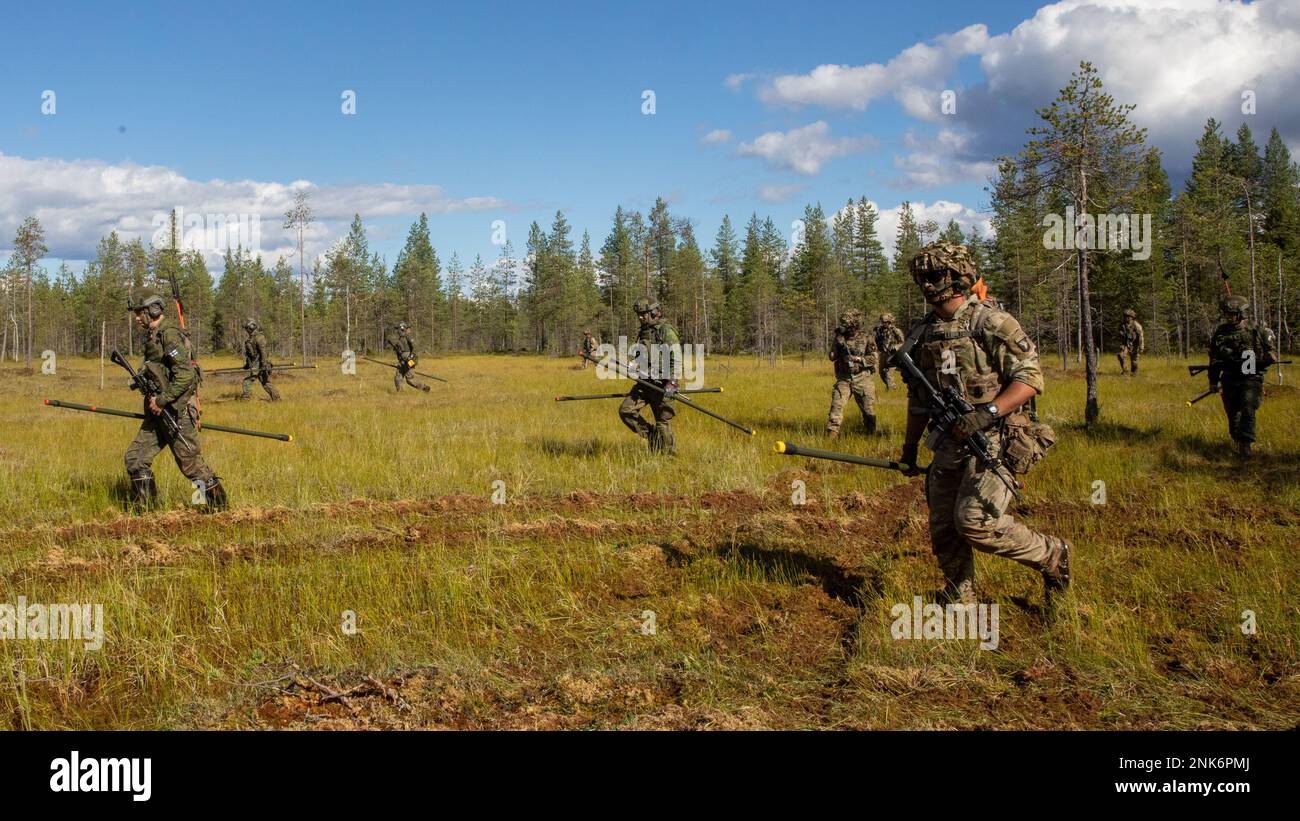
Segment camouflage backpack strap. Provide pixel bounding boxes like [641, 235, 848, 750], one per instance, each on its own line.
[897, 311, 934, 357]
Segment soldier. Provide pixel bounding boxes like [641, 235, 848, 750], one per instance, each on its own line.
[826, 308, 878, 437]
[239, 319, 281, 401]
[874, 313, 905, 390]
[898, 242, 1069, 605]
[1208, 294, 1277, 458]
[1117, 308, 1145, 375]
[123, 287, 227, 510]
[618, 298, 680, 454]
[580, 329, 598, 369]
[387, 322, 430, 393]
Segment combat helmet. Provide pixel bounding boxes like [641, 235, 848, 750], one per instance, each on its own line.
[244, 318, 259, 332]
[880, 313, 895, 324]
[1123, 308, 1136, 319]
[839, 308, 863, 330]
[909, 242, 977, 305]
[633, 297, 660, 317]
[1219, 294, 1248, 317]
[127, 287, 166, 318]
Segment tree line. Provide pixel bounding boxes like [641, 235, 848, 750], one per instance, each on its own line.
[4, 66, 1296, 398]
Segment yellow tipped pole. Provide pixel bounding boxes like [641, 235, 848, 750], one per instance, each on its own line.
[581, 352, 754, 436]
[774, 440, 925, 473]
[44, 399, 293, 442]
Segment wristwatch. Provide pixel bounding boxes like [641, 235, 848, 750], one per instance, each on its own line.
[984, 402, 1000, 419]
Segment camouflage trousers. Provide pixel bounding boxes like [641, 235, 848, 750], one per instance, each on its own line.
[394, 367, 428, 391]
[1116, 347, 1140, 374]
[826, 371, 876, 433]
[925, 433, 1064, 603]
[124, 402, 216, 487]
[1220, 379, 1263, 445]
[241, 370, 281, 400]
[880, 365, 899, 390]
[619, 383, 676, 453]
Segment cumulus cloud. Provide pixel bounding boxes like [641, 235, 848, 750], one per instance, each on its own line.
[0, 152, 508, 266]
[757, 183, 808, 203]
[859, 199, 993, 259]
[893, 128, 1000, 188]
[735, 121, 876, 175]
[740, 0, 1300, 185]
[757, 24, 990, 118]
[700, 128, 732, 145]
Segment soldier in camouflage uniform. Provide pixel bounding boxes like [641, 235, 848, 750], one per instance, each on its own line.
[1208, 294, 1277, 458]
[387, 322, 430, 393]
[580, 329, 598, 369]
[239, 319, 281, 401]
[898, 243, 1069, 605]
[619, 298, 680, 454]
[826, 309, 878, 436]
[123, 288, 227, 510]
[1117, 308, 1144, 375]
[874, 313, 905, 390]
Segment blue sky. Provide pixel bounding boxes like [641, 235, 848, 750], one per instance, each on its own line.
[2, 0, 1295, 279]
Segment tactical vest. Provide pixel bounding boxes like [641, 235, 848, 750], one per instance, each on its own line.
[1211, 322, 1272, 382]
[832, 330, 876, 380]
[904, 300, 1004, 405]
[244, 332, 269, 367]
[144, 321, 197, 403]
[638, 320, 680, 380]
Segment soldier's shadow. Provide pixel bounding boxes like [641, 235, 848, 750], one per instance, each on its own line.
[1163, 433, 1299, 486]
[531, 436, 611, 458]
[107, 476, 134, 509]
[1066, 419, 1164, 444]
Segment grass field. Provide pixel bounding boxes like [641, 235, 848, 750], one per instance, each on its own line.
[0, 351, 1296, 729]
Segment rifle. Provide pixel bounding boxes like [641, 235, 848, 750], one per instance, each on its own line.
[45, 399, 292, 441]
[1186, 387, 1219, 406]
[581, 351, 754, 436]
[892, 349, 1022, 501]
[1189, 360, 1290, 376]
[772, 440, 926, 474]
[363, 355, 449, 383]
[555, 387, 722, 401]
[109, 349, 192, 449]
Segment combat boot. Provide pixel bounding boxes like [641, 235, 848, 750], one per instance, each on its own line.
[203, 477, 229, 512]
[129, 471, 157, 511]
[1237, 441, 1253, 459]
[1043, 537, 1071, 604]
[940, 579, 977, 606]
[864, 414, 877, 436]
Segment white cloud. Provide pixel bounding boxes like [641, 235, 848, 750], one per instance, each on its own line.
[735, 121, 876, 175]
[868, 199, 993, 259]
[740, 0, 1300, 183]
[757, 183, 808, 203]
[725, 73, 754, 91]
[700, 128, 732, 145]
[894, 128, 999, 188]
[756, 24, 990, 118]
[0, 151, 508, 267]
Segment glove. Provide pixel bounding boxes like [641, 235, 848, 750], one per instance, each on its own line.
[662, 381, 678, 399]
[899, 443, 922, 476]
[953, 405, 998, 439]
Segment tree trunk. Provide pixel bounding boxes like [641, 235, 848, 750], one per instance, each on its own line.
[1077, 182, 1100, 425]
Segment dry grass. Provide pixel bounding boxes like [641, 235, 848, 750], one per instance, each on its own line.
[0, 352, 1295, 729]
